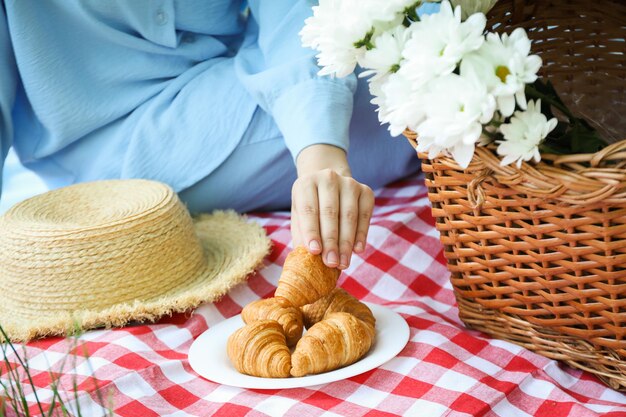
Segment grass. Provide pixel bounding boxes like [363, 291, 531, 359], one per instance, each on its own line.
[0, 325, 113, 417]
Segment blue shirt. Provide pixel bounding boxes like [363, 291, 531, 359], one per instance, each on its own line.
[0, 0, 357, 196]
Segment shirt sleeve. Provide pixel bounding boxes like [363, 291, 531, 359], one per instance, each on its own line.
[234, 0, 357, 161]
[0, 5, 17, 200]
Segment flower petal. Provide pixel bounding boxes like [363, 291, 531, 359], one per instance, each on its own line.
[451, 141, 476, 169]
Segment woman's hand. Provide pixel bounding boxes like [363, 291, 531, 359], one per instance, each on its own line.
[291, 144, 375, 269]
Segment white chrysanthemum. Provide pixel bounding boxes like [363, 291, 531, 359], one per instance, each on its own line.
[368, 76, 388, 121]
[497, 99, 558, 167]
[401, 1, 486, 87]
[300, 0, 371, 77]
[479, 112, 504, 146]
[359, 25, 413, 80]
[300, 0, 420, 78]
[450, 0, 498, 20]
[362, 0, 422, 23]
[415, 73, 496, 168]
[461, 28, 542, 116]
[372, 71, 427, 137]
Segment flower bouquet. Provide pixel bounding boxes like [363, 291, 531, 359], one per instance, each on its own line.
[301, 0, 611, 168]
[302, 0, 626, 390]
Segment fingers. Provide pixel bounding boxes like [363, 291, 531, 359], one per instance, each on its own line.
[292, 178, 322, 254]
[338, 182, 374, 267]
[317, 170, 340, 268]
[355, 185, 374, 254]
[338, 180, 358, 269]
[291, 170, 374, 270]
[290, 203, 302, 248]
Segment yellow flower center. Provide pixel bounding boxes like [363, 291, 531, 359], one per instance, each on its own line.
[496, 65, 511, 83]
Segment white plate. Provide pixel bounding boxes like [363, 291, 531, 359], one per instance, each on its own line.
[188, 303, 410, 389]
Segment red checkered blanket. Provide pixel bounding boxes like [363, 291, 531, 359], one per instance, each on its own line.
[2, 174, 625, 417]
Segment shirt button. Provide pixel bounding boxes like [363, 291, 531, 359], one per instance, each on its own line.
[155, 9, 168, 25]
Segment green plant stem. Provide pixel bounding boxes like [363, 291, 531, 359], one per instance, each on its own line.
[353, 29, 375, 50]
[70, 338, 82, 417]
[2, 341, 30, 416]
[488, 120, 504, 128]
[525, 84, 576, 120]
[0, 378, 19, 417]
[0, 326, 44, 416]
[72, 381, 81, 417]
[47, 362, 71, 417]
[481, 128, 498, 142]
[46, 387, 57, 417]
[0, 326, 113, 417]
[80, 342, 109, 416]
[403, 1, 422, 26]
[53, 338, 77, 417]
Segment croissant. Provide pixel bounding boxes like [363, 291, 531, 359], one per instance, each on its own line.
[290, 312, 376, 377]
[275, 246, 340, 307]
[301, 288, 376, 330]
[241, 297, 303, 347]
[226, 320, 291, 378]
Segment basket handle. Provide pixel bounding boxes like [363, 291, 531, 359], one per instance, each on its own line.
[510, 0, 537, 24]
[551, 140, 626, 168]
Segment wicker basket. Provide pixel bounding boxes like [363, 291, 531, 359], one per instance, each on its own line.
[405, 0, 626, 390]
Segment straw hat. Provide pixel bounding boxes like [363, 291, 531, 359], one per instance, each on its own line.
[0, 179, 271, 342]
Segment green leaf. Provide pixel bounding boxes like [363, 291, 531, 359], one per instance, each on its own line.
[568, 121, 606, 154]
[542, 120, 605, 155]
[538, 142, 567, 155]
[526, 79, 574, 121]
[526, 79, 610, 156]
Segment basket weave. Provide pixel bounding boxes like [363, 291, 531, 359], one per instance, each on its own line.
[405, 0, 626, 390]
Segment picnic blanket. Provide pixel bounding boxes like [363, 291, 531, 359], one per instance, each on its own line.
[2, 173, 626, 417]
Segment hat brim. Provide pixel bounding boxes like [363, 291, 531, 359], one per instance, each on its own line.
[0, 210, 271, 342]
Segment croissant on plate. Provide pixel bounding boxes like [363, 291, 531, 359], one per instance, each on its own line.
[227, 246, 377, 378]
[226, 320, 291, 378]
[274, 246, 339, 307]
[290, 312, 376, 377]
[241, 297, 303, 347]
[301, 288, 376, 330]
